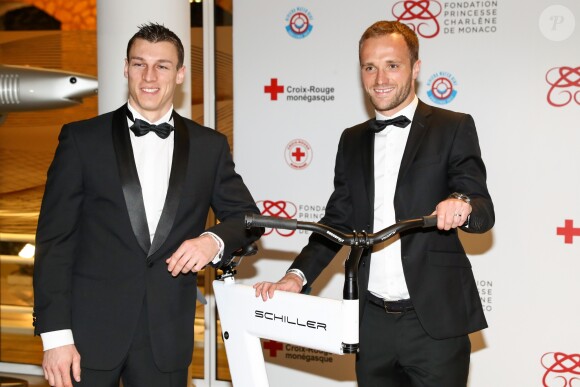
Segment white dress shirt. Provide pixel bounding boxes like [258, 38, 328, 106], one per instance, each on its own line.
[368, 96, 418, 301]
[128, 104, 174, 241]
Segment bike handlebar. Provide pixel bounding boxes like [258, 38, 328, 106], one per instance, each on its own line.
[245, 214, 437, 247]
[242, 214, 438, 304]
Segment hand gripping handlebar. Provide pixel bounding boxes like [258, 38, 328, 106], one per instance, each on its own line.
[245, 213, 437, 301]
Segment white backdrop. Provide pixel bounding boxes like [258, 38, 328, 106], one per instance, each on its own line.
[232, 1, 580, 386]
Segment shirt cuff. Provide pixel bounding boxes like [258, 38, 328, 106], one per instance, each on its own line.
[201, 232, 224, 264]
[40, 329, 74, 351]
[286, 268, 307, 286]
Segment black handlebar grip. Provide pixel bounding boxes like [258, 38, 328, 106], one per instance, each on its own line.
[422, 215, 438, 228]
[245, 214, 298, 230]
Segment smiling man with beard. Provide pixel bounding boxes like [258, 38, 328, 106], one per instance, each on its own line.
[255, 20, 494, 387]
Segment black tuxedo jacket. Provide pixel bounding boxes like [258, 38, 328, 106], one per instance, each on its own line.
[290, 100, 494, 340]
[33, 105, 261, 371]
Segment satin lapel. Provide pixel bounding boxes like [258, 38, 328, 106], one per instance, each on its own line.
[148, 113, 189, 258]
[361, 120, 376, 216]
[112, 104, 150, 254]
[397, 101, 431, 184]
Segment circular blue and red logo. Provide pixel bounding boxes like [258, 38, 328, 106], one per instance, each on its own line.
[285, 7, 314, 39]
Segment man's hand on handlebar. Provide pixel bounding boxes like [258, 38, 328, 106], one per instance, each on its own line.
[247, 213, 439, 302]
[432, 198, 472, 230]
[253, 273, 303, 301]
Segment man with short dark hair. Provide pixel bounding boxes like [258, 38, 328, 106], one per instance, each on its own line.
[34, 22, 262, 387]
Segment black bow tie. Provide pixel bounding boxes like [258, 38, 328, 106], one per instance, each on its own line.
[369, 116, 411, 132]
[127, 109, 174, 139]
[130, 119, 173, 139]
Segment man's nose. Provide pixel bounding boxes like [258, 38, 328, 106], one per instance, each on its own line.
[376, 69, 388, 85]
[143, 67, 157, 81]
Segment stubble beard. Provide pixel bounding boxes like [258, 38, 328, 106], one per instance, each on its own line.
[369, 78, 413, 114]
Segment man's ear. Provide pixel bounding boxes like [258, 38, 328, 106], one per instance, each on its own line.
[176, 66, 186, 84]
[412, 59, 421, 81]
[124, 58, 129, 79]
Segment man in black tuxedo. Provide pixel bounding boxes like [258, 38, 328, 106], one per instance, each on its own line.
[33, 23, 262, 387]
[254, 21, 494, 386]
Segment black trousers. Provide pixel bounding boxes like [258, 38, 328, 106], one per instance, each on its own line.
[72, 302, 188, 387]
[356, 298, 471, 387]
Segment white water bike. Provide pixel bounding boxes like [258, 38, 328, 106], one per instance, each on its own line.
[213, 214, 437, 386]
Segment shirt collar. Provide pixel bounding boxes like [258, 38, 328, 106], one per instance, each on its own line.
[375, 95, 418, 122]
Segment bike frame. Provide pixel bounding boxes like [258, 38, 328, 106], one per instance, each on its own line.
[213, 215, 436, 386]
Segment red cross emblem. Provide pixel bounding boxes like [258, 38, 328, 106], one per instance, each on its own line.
[285, 139, 313, 170]
[557, 219, 580, 244]
[263, 340, 283, 357]
[264, 78, 284, 100]
[291, 147, 306, 162]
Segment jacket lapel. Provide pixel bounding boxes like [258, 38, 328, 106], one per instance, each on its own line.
[112, 104, 151, 254]
[148, 112, 189, 258]
[397, 100, 431, 184]
[361, 120, 376, 217]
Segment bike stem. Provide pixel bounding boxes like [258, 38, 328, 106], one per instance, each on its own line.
[342, 217, 432, 301]
[341, 235, 366, 354]
[343, 235, 366, 301]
